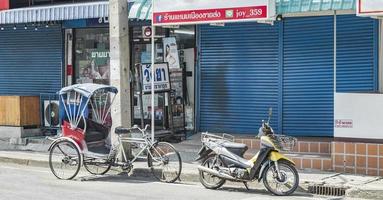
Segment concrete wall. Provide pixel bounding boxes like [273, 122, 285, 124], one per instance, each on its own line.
[335, 93, 383, 139]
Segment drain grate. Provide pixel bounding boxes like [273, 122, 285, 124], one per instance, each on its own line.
[308, 185, 347, 196]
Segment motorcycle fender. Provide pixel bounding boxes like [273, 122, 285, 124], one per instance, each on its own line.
[268, 151, 295, 165]
[195, 146, 212, 161]
[257, 152, 295, 182]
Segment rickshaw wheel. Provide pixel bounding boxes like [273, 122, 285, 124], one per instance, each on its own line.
[147, 142, 182, 183]
[49, 140, 81, 180]
[83, 157, 112, 175]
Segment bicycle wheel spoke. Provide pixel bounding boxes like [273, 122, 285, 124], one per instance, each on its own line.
[49, 141, 81, 180]
[148, 142, 181, 183]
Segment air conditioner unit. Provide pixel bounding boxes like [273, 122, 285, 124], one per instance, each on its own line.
[44, 100, 60, 128]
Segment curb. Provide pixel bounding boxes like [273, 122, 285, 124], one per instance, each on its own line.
[4, 155, 382, 199]
[0, 155, 307, 193]
[346, 188, 383, 200]
[0, 156, 49, 168]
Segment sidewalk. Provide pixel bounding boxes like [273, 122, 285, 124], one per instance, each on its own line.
[0, 150, 382, 199]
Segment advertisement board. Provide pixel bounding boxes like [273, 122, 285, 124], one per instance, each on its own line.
[141, 63, 171, 94]
[357, 0, 383, 16]
[153, 0, 276, 25]
[163, 37, 180, 69]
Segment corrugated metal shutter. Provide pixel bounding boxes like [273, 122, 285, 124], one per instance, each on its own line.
[336, 15, 378, 92]
[0, 24, 63, 95]
[282, 16, 334, 137]
[198, 22, 280, 134]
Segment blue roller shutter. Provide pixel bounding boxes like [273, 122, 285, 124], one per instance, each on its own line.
[198, 22, 280, 134]
[282, 16, 334, 137]
[0, 24, 63, 96]
[336, 15, 378, 92]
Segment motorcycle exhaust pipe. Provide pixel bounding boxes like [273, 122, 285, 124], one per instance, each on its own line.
[197, 166, 237, 181]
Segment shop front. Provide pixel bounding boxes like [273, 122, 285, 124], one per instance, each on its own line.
[197, 14, 379, 137]
[63, 18, 197, 135]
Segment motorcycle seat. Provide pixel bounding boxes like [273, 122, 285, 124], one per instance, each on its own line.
[221, 141, 247, 149]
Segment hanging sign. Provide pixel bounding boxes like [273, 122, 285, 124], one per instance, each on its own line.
[357, 0, 383, 16]
[141, 63, 171, 94]
[142, 26, 152, 38]
[153, 0, 276, 25]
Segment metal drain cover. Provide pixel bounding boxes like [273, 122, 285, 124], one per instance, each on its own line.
[308, 185, 347, 196]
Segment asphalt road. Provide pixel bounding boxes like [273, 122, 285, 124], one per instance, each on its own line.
[0, 163, 358, 200]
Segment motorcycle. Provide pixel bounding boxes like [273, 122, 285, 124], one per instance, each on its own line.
[196, 108, 299, 196]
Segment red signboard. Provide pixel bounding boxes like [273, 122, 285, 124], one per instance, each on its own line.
[153, 6, 268, 25]
[153, 0, 275, 26]
[0, 0, 9, 11]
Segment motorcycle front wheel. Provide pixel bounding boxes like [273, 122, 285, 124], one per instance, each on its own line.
[199, 154, 226, 189]
[262, 160, 299, 196]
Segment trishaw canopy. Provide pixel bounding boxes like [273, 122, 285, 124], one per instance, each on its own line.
[59, 83, 118, 98]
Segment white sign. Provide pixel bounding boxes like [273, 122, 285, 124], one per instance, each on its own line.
[335, 119, 353, 128]
[357, 0, 383, 16]
[163, 37, 180, 69]
[153, 0, 276, 25]
[141, 63, 170, 94]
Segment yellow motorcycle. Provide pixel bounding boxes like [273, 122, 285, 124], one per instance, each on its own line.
[196, 108, 299, 196]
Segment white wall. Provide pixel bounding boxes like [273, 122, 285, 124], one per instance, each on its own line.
[335, 93, 383, 139]
[184, 48, 195, 130]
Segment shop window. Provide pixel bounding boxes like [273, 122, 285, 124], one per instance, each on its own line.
[170, 26, 195, 50]
[74, 28, 110, 85]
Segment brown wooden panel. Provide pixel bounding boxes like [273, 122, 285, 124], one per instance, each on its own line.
[0, 96, 21, 126]
[0, 96, 40, 126]
[20, 96, 40, 126]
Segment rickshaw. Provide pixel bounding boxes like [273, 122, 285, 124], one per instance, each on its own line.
[48, 83, 182, 183]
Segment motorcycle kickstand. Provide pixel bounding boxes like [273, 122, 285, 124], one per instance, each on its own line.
[243, 182, 250, 190]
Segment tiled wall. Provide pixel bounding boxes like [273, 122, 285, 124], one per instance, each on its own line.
[332, 142, 383, 176]
[236, 137, 383, 176]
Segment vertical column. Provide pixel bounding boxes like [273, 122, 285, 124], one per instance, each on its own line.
[65, 29, 73, 86]
[109, 0, 131, 156]
[379, 19, 383, 92]
[278, 21, 284, 134]
[334, 12, 337, 94]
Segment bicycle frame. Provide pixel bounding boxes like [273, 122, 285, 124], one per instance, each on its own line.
[112, 126, 164, 166]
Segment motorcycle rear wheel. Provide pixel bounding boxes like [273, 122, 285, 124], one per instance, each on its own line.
[262, 160, 299, 196]
[199, 154, 226, 189]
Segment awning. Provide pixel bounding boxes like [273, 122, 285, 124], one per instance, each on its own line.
[277, 0, 356, 14]
[0, 0, 151, 25]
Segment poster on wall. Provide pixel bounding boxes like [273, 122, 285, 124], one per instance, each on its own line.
[141, 63, 171, 94]
[90, 49, 110, 80]
[335, 119, 353, 128]
[163, 37, 180, 69]
[153, 0, 276, 25]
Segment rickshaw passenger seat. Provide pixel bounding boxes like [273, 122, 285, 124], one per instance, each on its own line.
[115, 127, 131, 135]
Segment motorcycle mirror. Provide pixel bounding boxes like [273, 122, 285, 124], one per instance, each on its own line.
[269, 107, 273, 116]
